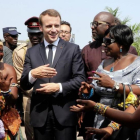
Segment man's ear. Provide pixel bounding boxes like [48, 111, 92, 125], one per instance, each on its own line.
[39, 25, 43, 32]
[4, 35, 8, 41]
[107, 24, 111, 28]
[3, 34, 6, 40]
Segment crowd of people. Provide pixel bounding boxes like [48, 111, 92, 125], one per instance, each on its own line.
[0, 8, 140, 140]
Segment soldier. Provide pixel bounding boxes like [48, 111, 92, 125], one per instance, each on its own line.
[13, 17, 43, 140]
[2, 27, 21, 65]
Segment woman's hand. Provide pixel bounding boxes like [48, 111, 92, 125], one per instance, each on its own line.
[85, 126, 113, 140]
[70, 99, 96, 112]
[78, 112, 84, 128]
[89, 71, 115, 88]
[79, 82, 94, 97]
[0, 72, 12, 91]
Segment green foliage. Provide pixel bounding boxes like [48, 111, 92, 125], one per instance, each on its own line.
[105, 7, 120, 17]
[105, 7, 140, 55]
[130, 23, 140, 36]
[132, 38, 140, 55]
[121, 17, 131, 25]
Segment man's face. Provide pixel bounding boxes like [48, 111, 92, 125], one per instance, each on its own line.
[91, 15, 110, 40]
[5, 33, 18, 46]
[28, 32, 43, 46]
[39, 15, 60, 43]
[59, 24, 71, 41]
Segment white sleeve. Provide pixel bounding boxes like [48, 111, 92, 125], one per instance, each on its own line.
[28, 70, 37, 84]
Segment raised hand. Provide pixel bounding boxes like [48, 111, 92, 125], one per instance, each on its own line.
[89, 71, 115, 88]
[79, 82, 94, 97]
[0, 72, 12, 91]
[31, 64, 57, 78]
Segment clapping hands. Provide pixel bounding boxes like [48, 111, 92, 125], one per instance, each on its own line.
[0, 72, 12, 92]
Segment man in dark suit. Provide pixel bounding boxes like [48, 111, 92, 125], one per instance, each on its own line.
[20, 9, 86, 140]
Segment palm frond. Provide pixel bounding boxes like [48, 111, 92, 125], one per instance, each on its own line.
[105, 7, 119, 17]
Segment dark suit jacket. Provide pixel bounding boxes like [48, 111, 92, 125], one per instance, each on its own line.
[20, 39, 86, 127]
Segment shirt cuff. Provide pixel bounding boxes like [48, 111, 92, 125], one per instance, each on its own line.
[58, 83, 63, 93]
[52, 83, 63, 97]
[29, 70, 37, 84]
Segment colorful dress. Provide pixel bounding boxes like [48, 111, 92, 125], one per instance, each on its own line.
[92, 57, 140, 130]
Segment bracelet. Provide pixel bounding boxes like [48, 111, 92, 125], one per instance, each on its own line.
[1, 89, 12, 97]
[112, 82, 120, 91]
[108, 121, 120, 131]
[10, 83, 19, 88]
[2, 92, 12, 97]
[132, 100, 140, 108]
[1, 89, 11, 94]
[82, 88, 94, 99]
[93, 103, 109, 116]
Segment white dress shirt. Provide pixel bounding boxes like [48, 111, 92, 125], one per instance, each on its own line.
[28, 38, 62, 93]
[44, 38, 59, 63]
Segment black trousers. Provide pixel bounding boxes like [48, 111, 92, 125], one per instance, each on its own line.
[34, 109, 76, 140]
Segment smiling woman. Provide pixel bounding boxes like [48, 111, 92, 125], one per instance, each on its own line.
[76, 25, 140, 139]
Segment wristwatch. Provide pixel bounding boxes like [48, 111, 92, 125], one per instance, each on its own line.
[112, 82, 120, 91]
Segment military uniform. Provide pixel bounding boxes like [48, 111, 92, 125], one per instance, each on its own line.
[13, 43, 34, 140]
[13, 16, 43, 140]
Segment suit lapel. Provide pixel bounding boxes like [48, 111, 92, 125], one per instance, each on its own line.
[52, 39, 65, 68]
[39, 42, 48, 64]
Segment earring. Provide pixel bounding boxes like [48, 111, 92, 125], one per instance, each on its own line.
[120, 48, 122, 53]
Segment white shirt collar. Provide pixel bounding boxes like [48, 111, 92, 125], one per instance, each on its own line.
[44, 38, 60, 47]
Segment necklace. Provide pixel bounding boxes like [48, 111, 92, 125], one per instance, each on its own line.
[110, 55, 127, 72]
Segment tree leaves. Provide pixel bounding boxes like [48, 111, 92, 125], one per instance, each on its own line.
[105, 7, 140, 55]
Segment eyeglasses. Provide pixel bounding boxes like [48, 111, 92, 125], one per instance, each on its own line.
[103, 38, 115, 45]
[60, 30, 70, 34]
[6, 34, 18, 38]
[90, 21, 109, 28]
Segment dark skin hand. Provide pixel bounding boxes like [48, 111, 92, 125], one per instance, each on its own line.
[78, 82, 94, 97]
[78, 112, 84, 128]
[70, 99, 96, 112]
[85, 127, 112, 140]
[89, 71, 115, 88]
[84, 105, 135, 140]
[78, 82, 94, 127]
[0, 72, 12, 91]
[0, 62, 18, 106]
[70, 99, 140, 128]
[89, 71, 140, 96]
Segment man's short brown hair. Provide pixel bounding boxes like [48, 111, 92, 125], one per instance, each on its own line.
[39, 9, 61, 26]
